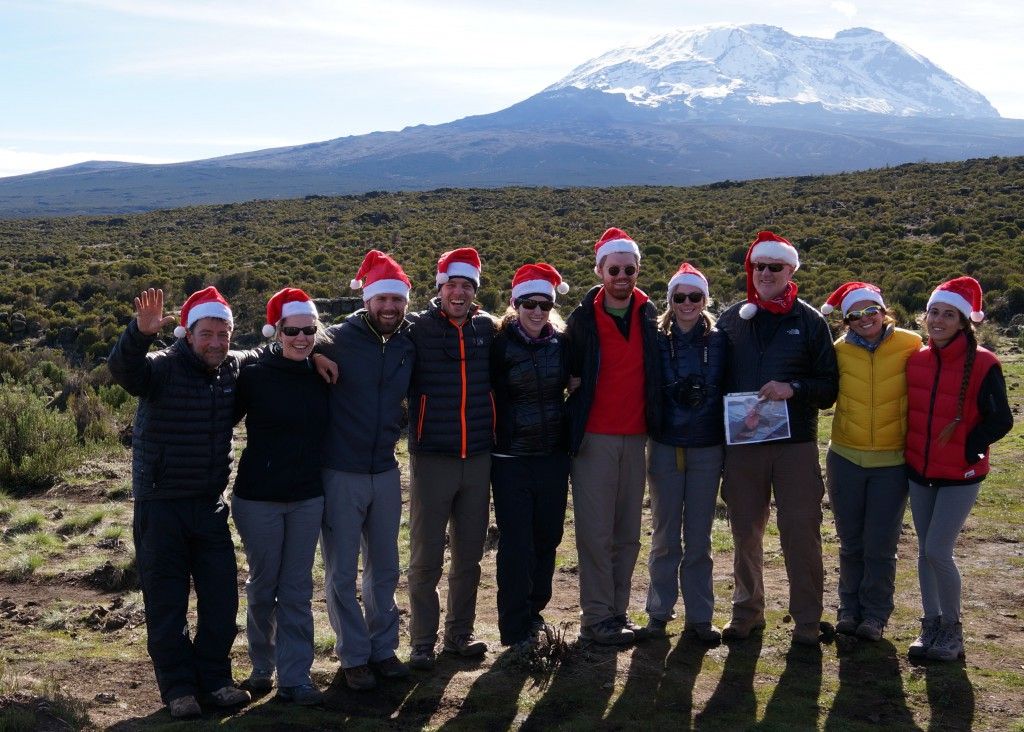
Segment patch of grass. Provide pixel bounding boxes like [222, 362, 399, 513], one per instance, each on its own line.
[313, 631, 337, 657]
[5, 509, 45, 536]
[56, 506, 107, 536]
[100, 524, 125, 540]
[3, 552, 44, 579]
[15, 530, 64, 553]
[104, 481, 132, 500]
[39, 603, 77, 632]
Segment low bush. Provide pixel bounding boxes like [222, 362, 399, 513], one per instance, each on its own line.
[0, 388, 81, 494]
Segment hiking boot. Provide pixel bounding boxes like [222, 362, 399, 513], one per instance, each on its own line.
[370, 655, 410, 679]
[926, 621, 964, 661]
[908, 616, 942, 659]
[242, 668, 274, 692]
[645, 617, 669, 639]
[443, 633, 488, 657]
[168, 694, 201, 719]
[615, 614, 650, 641]
[721, 615, 766, 641]
[343, 664, 378, 691]
[685, 622, 722, 644]
[276, 683, 324, 705]
[409, 643, 437, 671]
[580, 617, 634, 645]
[835, 615, 859, 636]
[792, 622, 822, 646]
[208, 685, 251, 707]
[856, 617, 884, 642]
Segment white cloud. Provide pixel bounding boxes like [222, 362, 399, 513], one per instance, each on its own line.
[830, 1, 858, 18]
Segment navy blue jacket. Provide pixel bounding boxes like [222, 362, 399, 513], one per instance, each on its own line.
[233, 348, 328, 501]
[650, 318, 727, 447]
[317, 311, 416, 474]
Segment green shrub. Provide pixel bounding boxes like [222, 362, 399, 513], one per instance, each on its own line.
[0, 388, 81, 494]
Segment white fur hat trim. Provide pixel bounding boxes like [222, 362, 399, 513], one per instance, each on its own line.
[362, 278, 411, 301]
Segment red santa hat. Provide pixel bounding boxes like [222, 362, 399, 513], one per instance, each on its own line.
[262, 288, 318, 338]
[667, 262, 710, 302]
[173, 286, 232, 339]
[511, 263, 569, 302]
[350, 249, 411, 302]
[593, 227, 641, 268]
[435, 247, 481, 288]
[739, 230, 800, 320]
[821, 281, 885, 317]
[927, 276, 985, 323]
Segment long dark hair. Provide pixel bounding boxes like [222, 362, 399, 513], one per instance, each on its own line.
[937, 315, 977, 445]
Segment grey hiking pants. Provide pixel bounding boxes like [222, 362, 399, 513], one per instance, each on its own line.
[231, 494, 323, 687]
[909, 479, 980, 623]
[321, 467, 403, 668]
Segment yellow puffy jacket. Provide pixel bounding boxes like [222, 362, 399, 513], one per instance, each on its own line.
[830, 327, 922, 451]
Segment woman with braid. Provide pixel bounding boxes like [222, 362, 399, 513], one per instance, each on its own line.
[904, 277, 1012, 661]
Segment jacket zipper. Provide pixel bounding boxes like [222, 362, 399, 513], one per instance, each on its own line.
[455, 321, 468, 459]
[532, 351, 548, 448]
[921, 347, 943, 477]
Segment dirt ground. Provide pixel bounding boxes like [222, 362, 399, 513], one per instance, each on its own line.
[2, 446, 1023, 731]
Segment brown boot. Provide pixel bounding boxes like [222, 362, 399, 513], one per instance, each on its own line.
[722, 615, 766, 640]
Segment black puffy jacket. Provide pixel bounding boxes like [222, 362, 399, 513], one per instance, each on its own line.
[407, 299, 497, 457]
[716, 299, 838, 443]
[232, 348, 328, 502]
[564, 286, 662, 456]
[650, 318, 727, 447]
[490, 322, 568, 456]
[108, 320, 258, 501]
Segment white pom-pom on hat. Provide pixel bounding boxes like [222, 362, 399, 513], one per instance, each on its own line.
[350, 278, 363, 290]
[820, 303, 835, 315]
[971, 310, 985, 323]
[261, 323, 277, 338]
[173, 325, 187, 338]
[557, 281, 570, 295]
[739, 302, 759, 320]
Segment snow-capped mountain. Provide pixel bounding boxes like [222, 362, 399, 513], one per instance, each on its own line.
[3, 24, 1023, 217]
[548, 25, 999, 118]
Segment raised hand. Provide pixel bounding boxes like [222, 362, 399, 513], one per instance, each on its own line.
[134, 288, 177, 336]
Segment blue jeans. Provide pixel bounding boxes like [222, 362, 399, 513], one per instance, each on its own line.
[825, 450, 908, 625]
[645, 441, 723, 625]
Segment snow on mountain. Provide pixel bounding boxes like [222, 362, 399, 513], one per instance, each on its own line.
[547, 25, 999, 118]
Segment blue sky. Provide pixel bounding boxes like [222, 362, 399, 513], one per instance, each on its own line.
[2, 0, 1021, 177]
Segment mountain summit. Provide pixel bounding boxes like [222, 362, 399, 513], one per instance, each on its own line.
[547, 24, 999, 118]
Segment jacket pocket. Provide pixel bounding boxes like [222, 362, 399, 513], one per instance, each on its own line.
[416, 394, 427, 443]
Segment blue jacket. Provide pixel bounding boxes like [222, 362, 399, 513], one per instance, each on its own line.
[650, 318, 727, 447]
[318, 311, 415, 474]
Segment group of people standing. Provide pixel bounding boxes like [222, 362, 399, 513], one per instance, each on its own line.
[108, 227, 1013, 720]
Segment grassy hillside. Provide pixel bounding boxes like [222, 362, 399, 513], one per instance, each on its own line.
[1, 156, 1023, 362]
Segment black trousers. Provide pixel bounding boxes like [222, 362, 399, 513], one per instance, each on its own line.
[133, 496, 238, 703]
[491, 453, 570, 645]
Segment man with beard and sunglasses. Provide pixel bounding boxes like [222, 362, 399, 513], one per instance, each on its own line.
[564, 227, 662, 645]
[405, 247, 497, 671]
[314, 250, 416, 690]
[716, 231, 838, 647]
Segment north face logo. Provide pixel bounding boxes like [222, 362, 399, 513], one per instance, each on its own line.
[787, 329, 801, 335]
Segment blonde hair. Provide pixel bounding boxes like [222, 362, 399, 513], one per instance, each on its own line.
[499, 305, 565, 333]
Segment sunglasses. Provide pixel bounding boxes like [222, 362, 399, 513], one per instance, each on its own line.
[517, 299, 554, 311]
[846, 305, 884, 321]
[754, 263, 786, 272]
[672, 292, 704, 304]
[606, 265, 637, 277]
[280, 326, 318, 336]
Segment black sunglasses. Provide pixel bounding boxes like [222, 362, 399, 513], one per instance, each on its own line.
[846, 305, 884, 321]
[672, 292, 704, 304]
[280, 326, 317, 336]
[606, 265, 637, 277]
[754, 263, 786, 272]
[517, 299, 554, 311]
